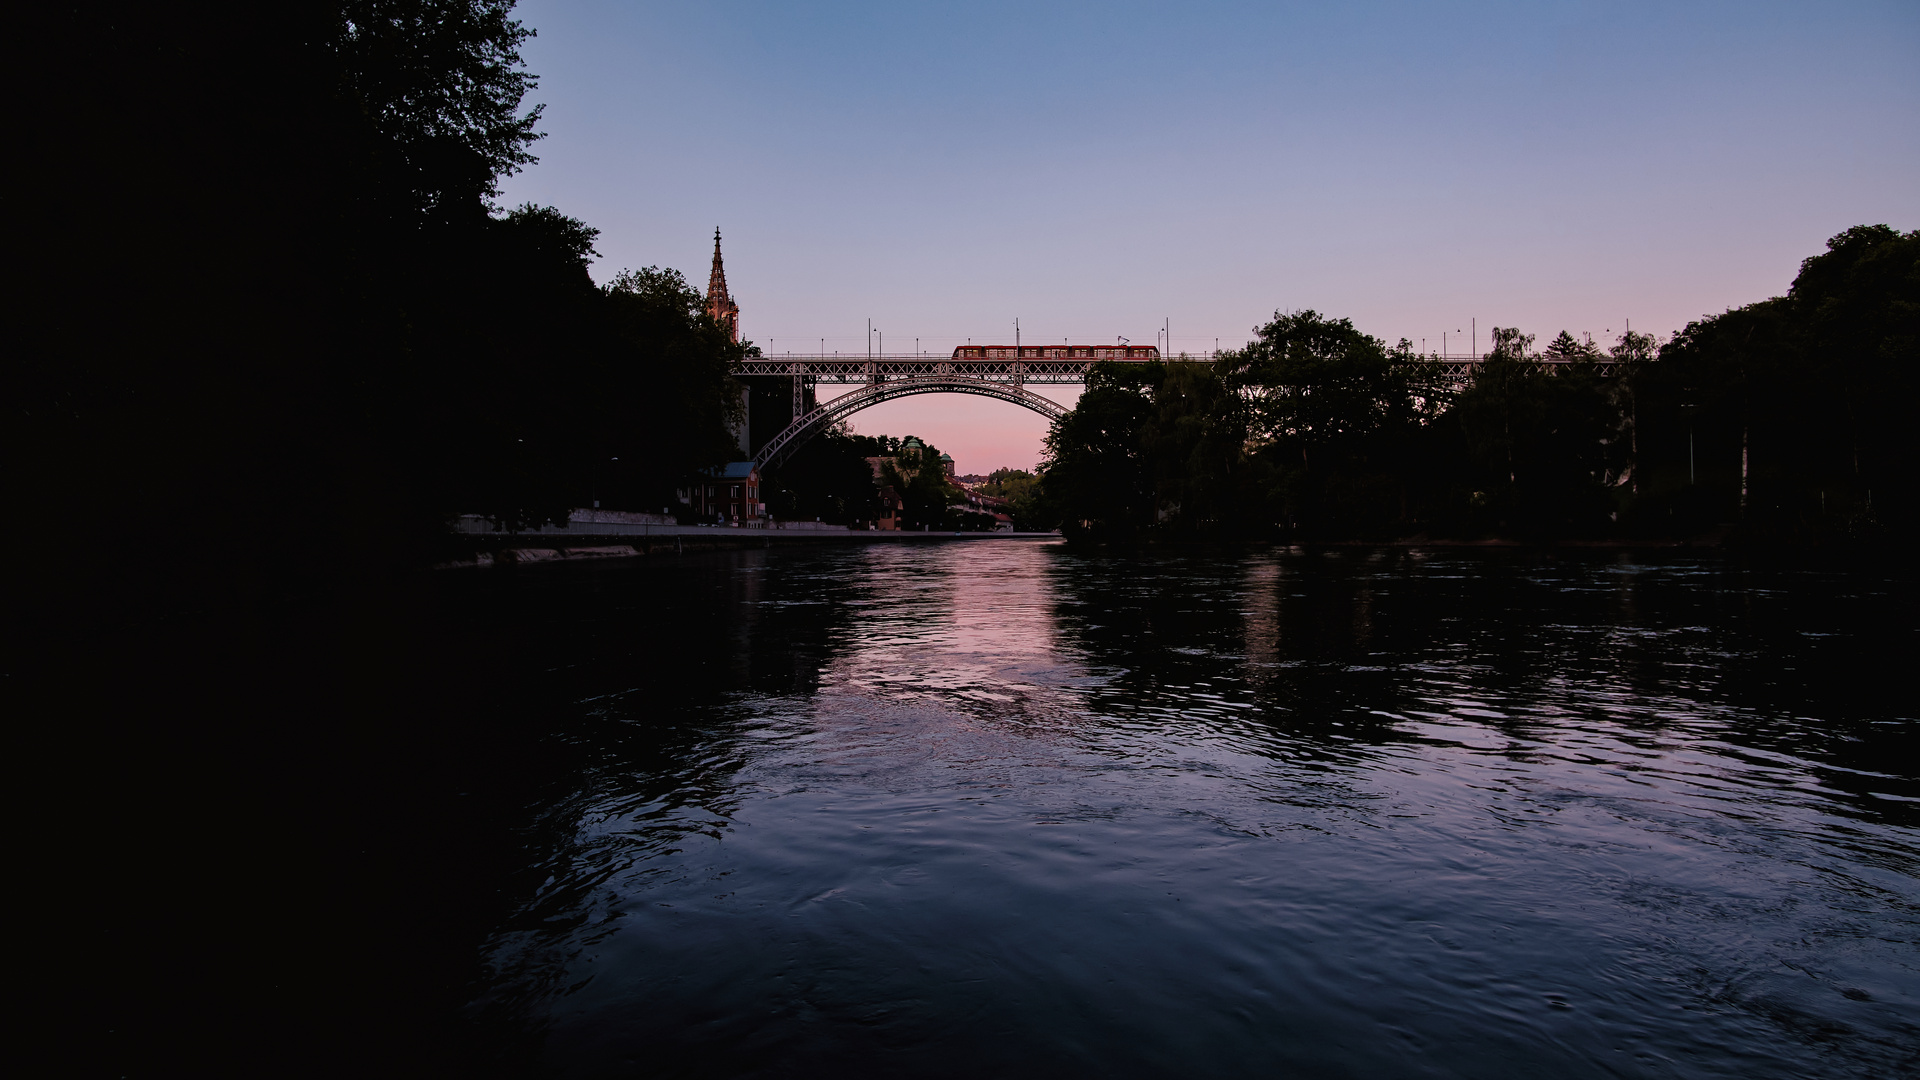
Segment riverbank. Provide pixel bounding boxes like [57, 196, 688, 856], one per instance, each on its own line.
[1323, 529, 1733, 549]
[1053, 520, 1915, 553]
[434, 527, 1061, 568]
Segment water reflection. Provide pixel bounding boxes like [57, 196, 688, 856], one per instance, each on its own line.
[442, 544, 1916, 1077]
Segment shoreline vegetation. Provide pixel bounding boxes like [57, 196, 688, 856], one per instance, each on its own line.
[1027, 232, 1917, 551]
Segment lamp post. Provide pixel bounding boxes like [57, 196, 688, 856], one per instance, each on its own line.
[1679, 402, 1698, 486]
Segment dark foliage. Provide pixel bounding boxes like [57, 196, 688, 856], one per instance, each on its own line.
[1445, 332, 1625, 538]
[1040, 229, 1916, 546]
[1628, 225, 1919, 541]
[763, 430, 969, 530]
[1042, 361, 1164, 542]
[14, 0, 746, 604]
[333, 0, 545, 222]
[762, 427, 888, 526]
[1226, 312, 1435, 538]
[980, 468, 1058, 531]
[880, 442, 964, 531]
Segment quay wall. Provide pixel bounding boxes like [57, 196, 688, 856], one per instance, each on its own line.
[438, 513, 1058, 568]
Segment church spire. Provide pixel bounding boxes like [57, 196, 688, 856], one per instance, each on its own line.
[706, 227, 739, 343]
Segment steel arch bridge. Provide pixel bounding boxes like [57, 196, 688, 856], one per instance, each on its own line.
[738, 350, 1632, 471]
[753, 375, 1068, 470]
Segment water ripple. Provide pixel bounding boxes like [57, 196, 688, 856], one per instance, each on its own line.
[457, 545, 1917, 1077]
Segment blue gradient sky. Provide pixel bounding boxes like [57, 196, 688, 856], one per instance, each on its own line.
[498, 0, 1918, 473]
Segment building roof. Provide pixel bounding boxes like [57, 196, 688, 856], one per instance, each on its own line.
[700, 461, 759, 479]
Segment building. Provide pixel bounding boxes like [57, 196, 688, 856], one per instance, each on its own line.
[687, 461, 766, 525]
[951, 488, 1014, 531]
[875, 484, 903, 530]
[865, 437, 940, 483]
[708, 228, 816, 459]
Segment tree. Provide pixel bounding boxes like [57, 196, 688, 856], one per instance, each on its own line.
[16, 0, 566, 598]
[332, 0, 546, 223]
[879, 440, 962, 530]
[1449, 341, 1621, 537]
[1628, 225, 1918, 539]
[11, 6, 586, 1069]
[1229, 311, 1420, 451]
[1220, 311, 1428, 536]
[981, 468, 1058, 531]
[1543, 330, 1602, 363]
[762, 425, 884, 525]
[1611, 330, 1658, 365]
[1605, 329, 1659, 495]
[1140, 360, 1251, 534]
[598, 266, 749, 509]
[1787, 225, 1919, 533]
[1041, 361, 1163, 542]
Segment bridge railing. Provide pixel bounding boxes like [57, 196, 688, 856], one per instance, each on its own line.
[736, 353, 1631, 385]
[736, 356, 1116, 384]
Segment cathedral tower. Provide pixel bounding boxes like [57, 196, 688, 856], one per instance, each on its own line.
[706, 228, 739, 343]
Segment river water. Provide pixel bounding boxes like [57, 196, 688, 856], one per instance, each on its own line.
[424, 542, 1916, 1077]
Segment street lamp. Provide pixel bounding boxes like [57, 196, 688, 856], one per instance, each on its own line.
[1679, 403, 1698, 485]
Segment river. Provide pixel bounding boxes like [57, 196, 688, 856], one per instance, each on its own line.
[415, 541, 1916, 1077]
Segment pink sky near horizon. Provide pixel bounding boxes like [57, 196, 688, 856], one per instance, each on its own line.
[822, 383, 1083, 477]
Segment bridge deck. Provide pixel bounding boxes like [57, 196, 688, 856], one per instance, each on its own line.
[736, 354, 1627, 385]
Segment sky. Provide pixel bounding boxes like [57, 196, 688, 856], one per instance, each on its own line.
[497, 0, 1919, 474]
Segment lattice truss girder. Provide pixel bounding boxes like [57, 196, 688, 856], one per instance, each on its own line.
[737, 356, 1626, 388]
[737, 357, 1103, 385]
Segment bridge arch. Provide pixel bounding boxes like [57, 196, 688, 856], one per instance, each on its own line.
[754, 377, 1067, 470]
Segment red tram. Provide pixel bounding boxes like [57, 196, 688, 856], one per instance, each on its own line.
[949, 344, 1160, 360]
